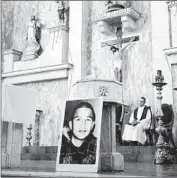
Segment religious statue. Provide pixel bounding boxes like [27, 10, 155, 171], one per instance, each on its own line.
[55, 0, 69, 25]
[22, 15, 41, 61]
[105, 0, 131, 11]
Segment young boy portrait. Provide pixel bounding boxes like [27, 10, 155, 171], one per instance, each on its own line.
[59, 101, 97, 164]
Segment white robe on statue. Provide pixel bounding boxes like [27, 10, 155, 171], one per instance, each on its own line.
[122, 106, 151, 144]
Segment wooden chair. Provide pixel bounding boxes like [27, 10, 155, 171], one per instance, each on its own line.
[144, 106, 154, 145]
[160, 104, 176, 148]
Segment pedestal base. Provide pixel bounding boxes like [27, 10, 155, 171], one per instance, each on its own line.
[155, 147, 177, 164]
[99, 152, 124, 171]
[22, 54, 38, 61]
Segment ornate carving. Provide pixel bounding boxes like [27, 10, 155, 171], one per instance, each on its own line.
[99, 85, 108, 96]
[92, 8, 140, 33]
[22, 15, 41, 61]
[48, 25, 69, 33]
[105, 1, 131, 12]
[155, 148, 177, 164]
[155, 70, 164, 83]
[152, 70, 176, 164]
[92, 8, 140, 23]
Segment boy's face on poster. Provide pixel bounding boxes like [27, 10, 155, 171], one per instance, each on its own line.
[69, 107, 95, 140]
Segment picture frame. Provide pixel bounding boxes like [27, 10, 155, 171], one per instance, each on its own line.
[56, 97, 103, 172]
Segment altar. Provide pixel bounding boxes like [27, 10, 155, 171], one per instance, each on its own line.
[72, 78, 130, 171]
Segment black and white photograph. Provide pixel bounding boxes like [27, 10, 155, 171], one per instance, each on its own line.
[56, 98, 103, 172]
[1, 0, 177, 177]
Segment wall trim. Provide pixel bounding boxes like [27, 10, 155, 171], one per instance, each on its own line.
[2, 63, 73, 84]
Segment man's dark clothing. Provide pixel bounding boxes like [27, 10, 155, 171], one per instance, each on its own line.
[134, 105, 150, 121]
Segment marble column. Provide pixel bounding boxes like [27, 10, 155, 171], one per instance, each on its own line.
[33, 110, 43, 146]
[164, 47, 177, 146]
[68, 1, 91, 98]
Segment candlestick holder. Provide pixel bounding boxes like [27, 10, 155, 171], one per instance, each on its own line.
[152, 70, 176, 164]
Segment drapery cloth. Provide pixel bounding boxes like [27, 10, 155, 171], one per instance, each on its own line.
[2, 84, 38, 125]
[122, 106, 151, 144]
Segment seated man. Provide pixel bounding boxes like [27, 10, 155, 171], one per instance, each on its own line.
[122, 97, 151, 145]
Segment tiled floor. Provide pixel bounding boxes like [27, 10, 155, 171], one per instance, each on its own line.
[2, 160, 177, 177]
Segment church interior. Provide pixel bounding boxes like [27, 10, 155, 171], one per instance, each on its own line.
[1, 1, 177, 177]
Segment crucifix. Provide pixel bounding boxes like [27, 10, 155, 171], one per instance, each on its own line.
[101, 24, 140, 82]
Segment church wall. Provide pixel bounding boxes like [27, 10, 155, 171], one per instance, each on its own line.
[151, 1, 173, 105]
[122, 1, 154, 110]
[2, 1, 14, 49]
[90, 1, 154, 112]
[2, 1, 70, 146]
[150, 1, 177, 144]
[17, 79, 68, 146]
[2, 1, 177, 147]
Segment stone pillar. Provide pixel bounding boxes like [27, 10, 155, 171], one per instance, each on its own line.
[68, 1, 89, 98]
[164, 47, 177, 146]
[1, 121, 23, 168]
[166, 1, 177, 47]
[33, 110, 43, 146]
[3, 49, 22, 73]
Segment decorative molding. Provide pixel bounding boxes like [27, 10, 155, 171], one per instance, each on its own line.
[2, 63, 73, 84]
[99, 85, 108, 96]
[92, 8, 140, 23]
[74, 78, 123, 86]
[48, 25, 69, 33]
[92, 8, 140, 33]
